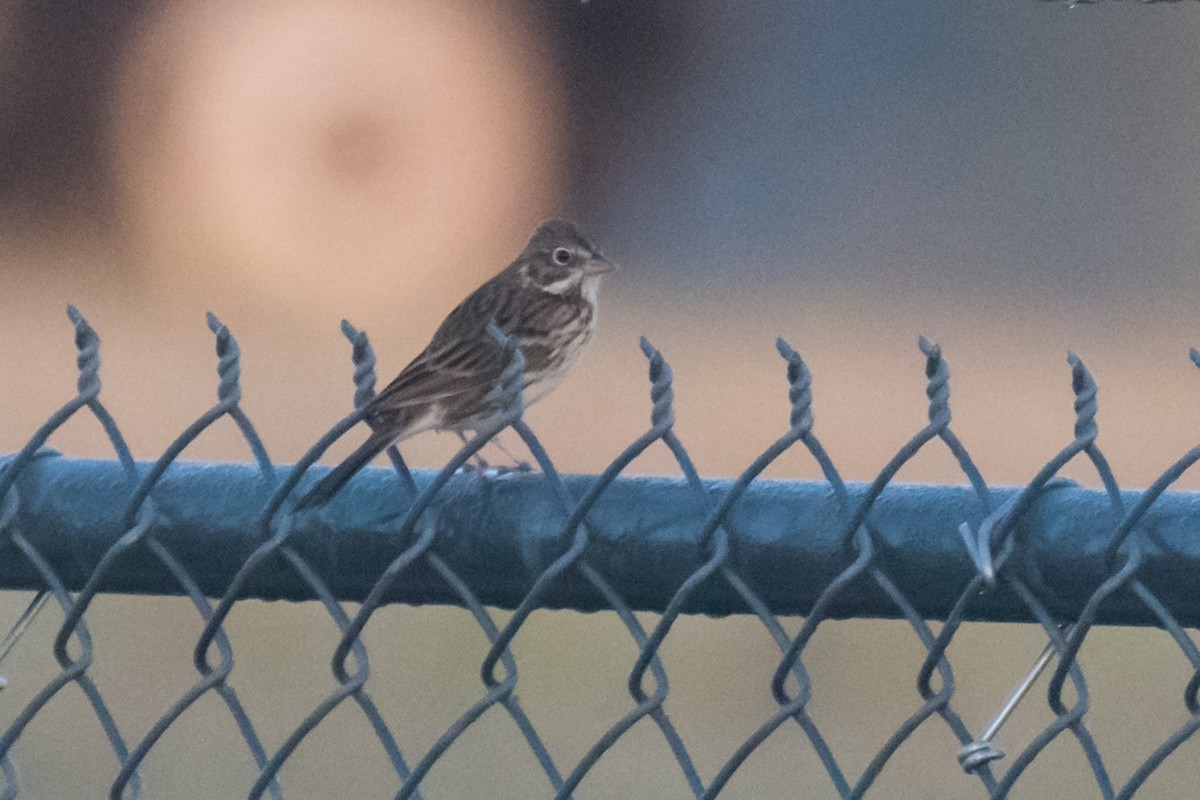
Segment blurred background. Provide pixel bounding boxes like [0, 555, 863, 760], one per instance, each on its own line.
[2, 0, 1200, 797]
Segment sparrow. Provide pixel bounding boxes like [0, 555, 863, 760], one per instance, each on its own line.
[299, 219, 615, 507]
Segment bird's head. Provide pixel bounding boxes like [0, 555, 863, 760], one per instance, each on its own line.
[515, 219, 616, 297]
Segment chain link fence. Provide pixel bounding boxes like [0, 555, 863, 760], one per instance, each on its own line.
[1, 307, 1200, 798]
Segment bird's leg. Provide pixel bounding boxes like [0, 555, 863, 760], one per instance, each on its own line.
[456, 431, 532, 473]
[456, 431, 491, 470]
[488, 432, 533, 472]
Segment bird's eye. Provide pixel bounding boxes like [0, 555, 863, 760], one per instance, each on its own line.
[552, 247, 572, 265]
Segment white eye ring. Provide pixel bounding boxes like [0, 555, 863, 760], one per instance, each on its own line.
[552, 247, 572, 265]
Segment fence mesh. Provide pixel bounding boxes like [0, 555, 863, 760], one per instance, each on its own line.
[2, 307, 1200, 799]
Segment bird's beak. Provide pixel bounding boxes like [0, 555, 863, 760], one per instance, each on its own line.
[584, 256, 618, 276]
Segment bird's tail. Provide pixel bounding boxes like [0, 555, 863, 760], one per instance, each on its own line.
[296, 430, 395, 510]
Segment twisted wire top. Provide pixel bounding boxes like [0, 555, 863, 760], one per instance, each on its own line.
[66, 305, 100, 399]
[775, 337, 813, 435]
[639, 337, 675, 430]
[341, 320, 378, 408]
[1068, 353, 1098, 443]
[920, 336, 951, 428]
[489, 321, 527, 413]
[206, 313, 242, 405]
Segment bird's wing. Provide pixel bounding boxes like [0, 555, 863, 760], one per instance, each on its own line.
[369, 334, 506, 412]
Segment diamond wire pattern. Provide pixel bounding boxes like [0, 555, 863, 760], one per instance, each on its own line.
[333, 321, 564, 799]
[695, 337, 999, 798]
[0, 307, 142, 799]
[305, 326, 705, 799]
[3, 308, 1200, 797]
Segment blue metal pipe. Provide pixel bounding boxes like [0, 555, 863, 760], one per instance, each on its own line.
[2, 455, 1198, 626]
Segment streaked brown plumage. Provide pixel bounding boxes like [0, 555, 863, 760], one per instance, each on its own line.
[300, 219, 614, 506]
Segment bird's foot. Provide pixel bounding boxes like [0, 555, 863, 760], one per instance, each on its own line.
[486, 461, 534, 476]
[457, 461, 533, 477]
[456, 455, 490, 473]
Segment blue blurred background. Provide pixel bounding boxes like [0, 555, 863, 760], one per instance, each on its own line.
[5, 2, 1198, 300]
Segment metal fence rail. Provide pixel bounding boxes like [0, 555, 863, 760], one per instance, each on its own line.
[3, 307, 1200, 798]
